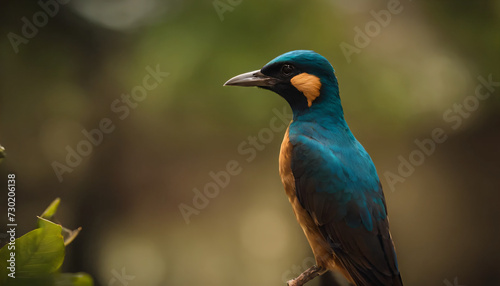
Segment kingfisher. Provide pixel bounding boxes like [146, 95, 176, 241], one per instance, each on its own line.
[224, 50, 403, 286]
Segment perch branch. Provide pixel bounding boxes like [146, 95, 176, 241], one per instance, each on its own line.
[287, 265, 324, 286]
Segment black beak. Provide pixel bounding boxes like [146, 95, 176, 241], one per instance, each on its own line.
[224, 70, 279, 87]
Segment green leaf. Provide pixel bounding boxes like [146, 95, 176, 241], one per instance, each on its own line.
[62, 226, 81, 246]
[54, 272, 94, 286]
[0, 272, 93, 286]
[39, 198, 81, 246]
[0, 218, 65, 284]
[40, 198, 61, 221]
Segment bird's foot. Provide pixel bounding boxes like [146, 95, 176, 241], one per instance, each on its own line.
[286, 265, 325, 286]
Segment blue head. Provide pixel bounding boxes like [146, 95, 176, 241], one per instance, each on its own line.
[225, 50, 343, 120]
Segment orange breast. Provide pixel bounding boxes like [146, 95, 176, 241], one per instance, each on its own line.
[279, 125, 354, 282]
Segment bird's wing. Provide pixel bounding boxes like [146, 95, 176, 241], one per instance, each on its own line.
[289, 134, 403, 286]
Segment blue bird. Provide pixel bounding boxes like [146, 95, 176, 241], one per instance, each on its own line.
[225, 50, 403, 286]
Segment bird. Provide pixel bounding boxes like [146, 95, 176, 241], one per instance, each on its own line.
[224, 50, 403, 286]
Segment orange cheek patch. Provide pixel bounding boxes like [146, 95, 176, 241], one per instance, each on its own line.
[290, 73, 322, 107]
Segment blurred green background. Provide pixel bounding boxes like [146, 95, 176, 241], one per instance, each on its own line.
[1, 0, 499, 285]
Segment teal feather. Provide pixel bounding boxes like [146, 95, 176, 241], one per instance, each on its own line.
[227, 50, 403, 285]
[264, 50, 402, 285]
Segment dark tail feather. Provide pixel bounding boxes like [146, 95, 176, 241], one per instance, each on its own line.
[393, 274, 404, 286]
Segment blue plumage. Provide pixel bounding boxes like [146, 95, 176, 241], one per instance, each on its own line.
[289, 119, 386, 231]
[225, 50, 402, 286]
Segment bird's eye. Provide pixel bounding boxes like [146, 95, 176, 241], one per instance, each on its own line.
[281, 64, 294, 76]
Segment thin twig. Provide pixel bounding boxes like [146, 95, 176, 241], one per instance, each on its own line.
[287, 265, 324, 286]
